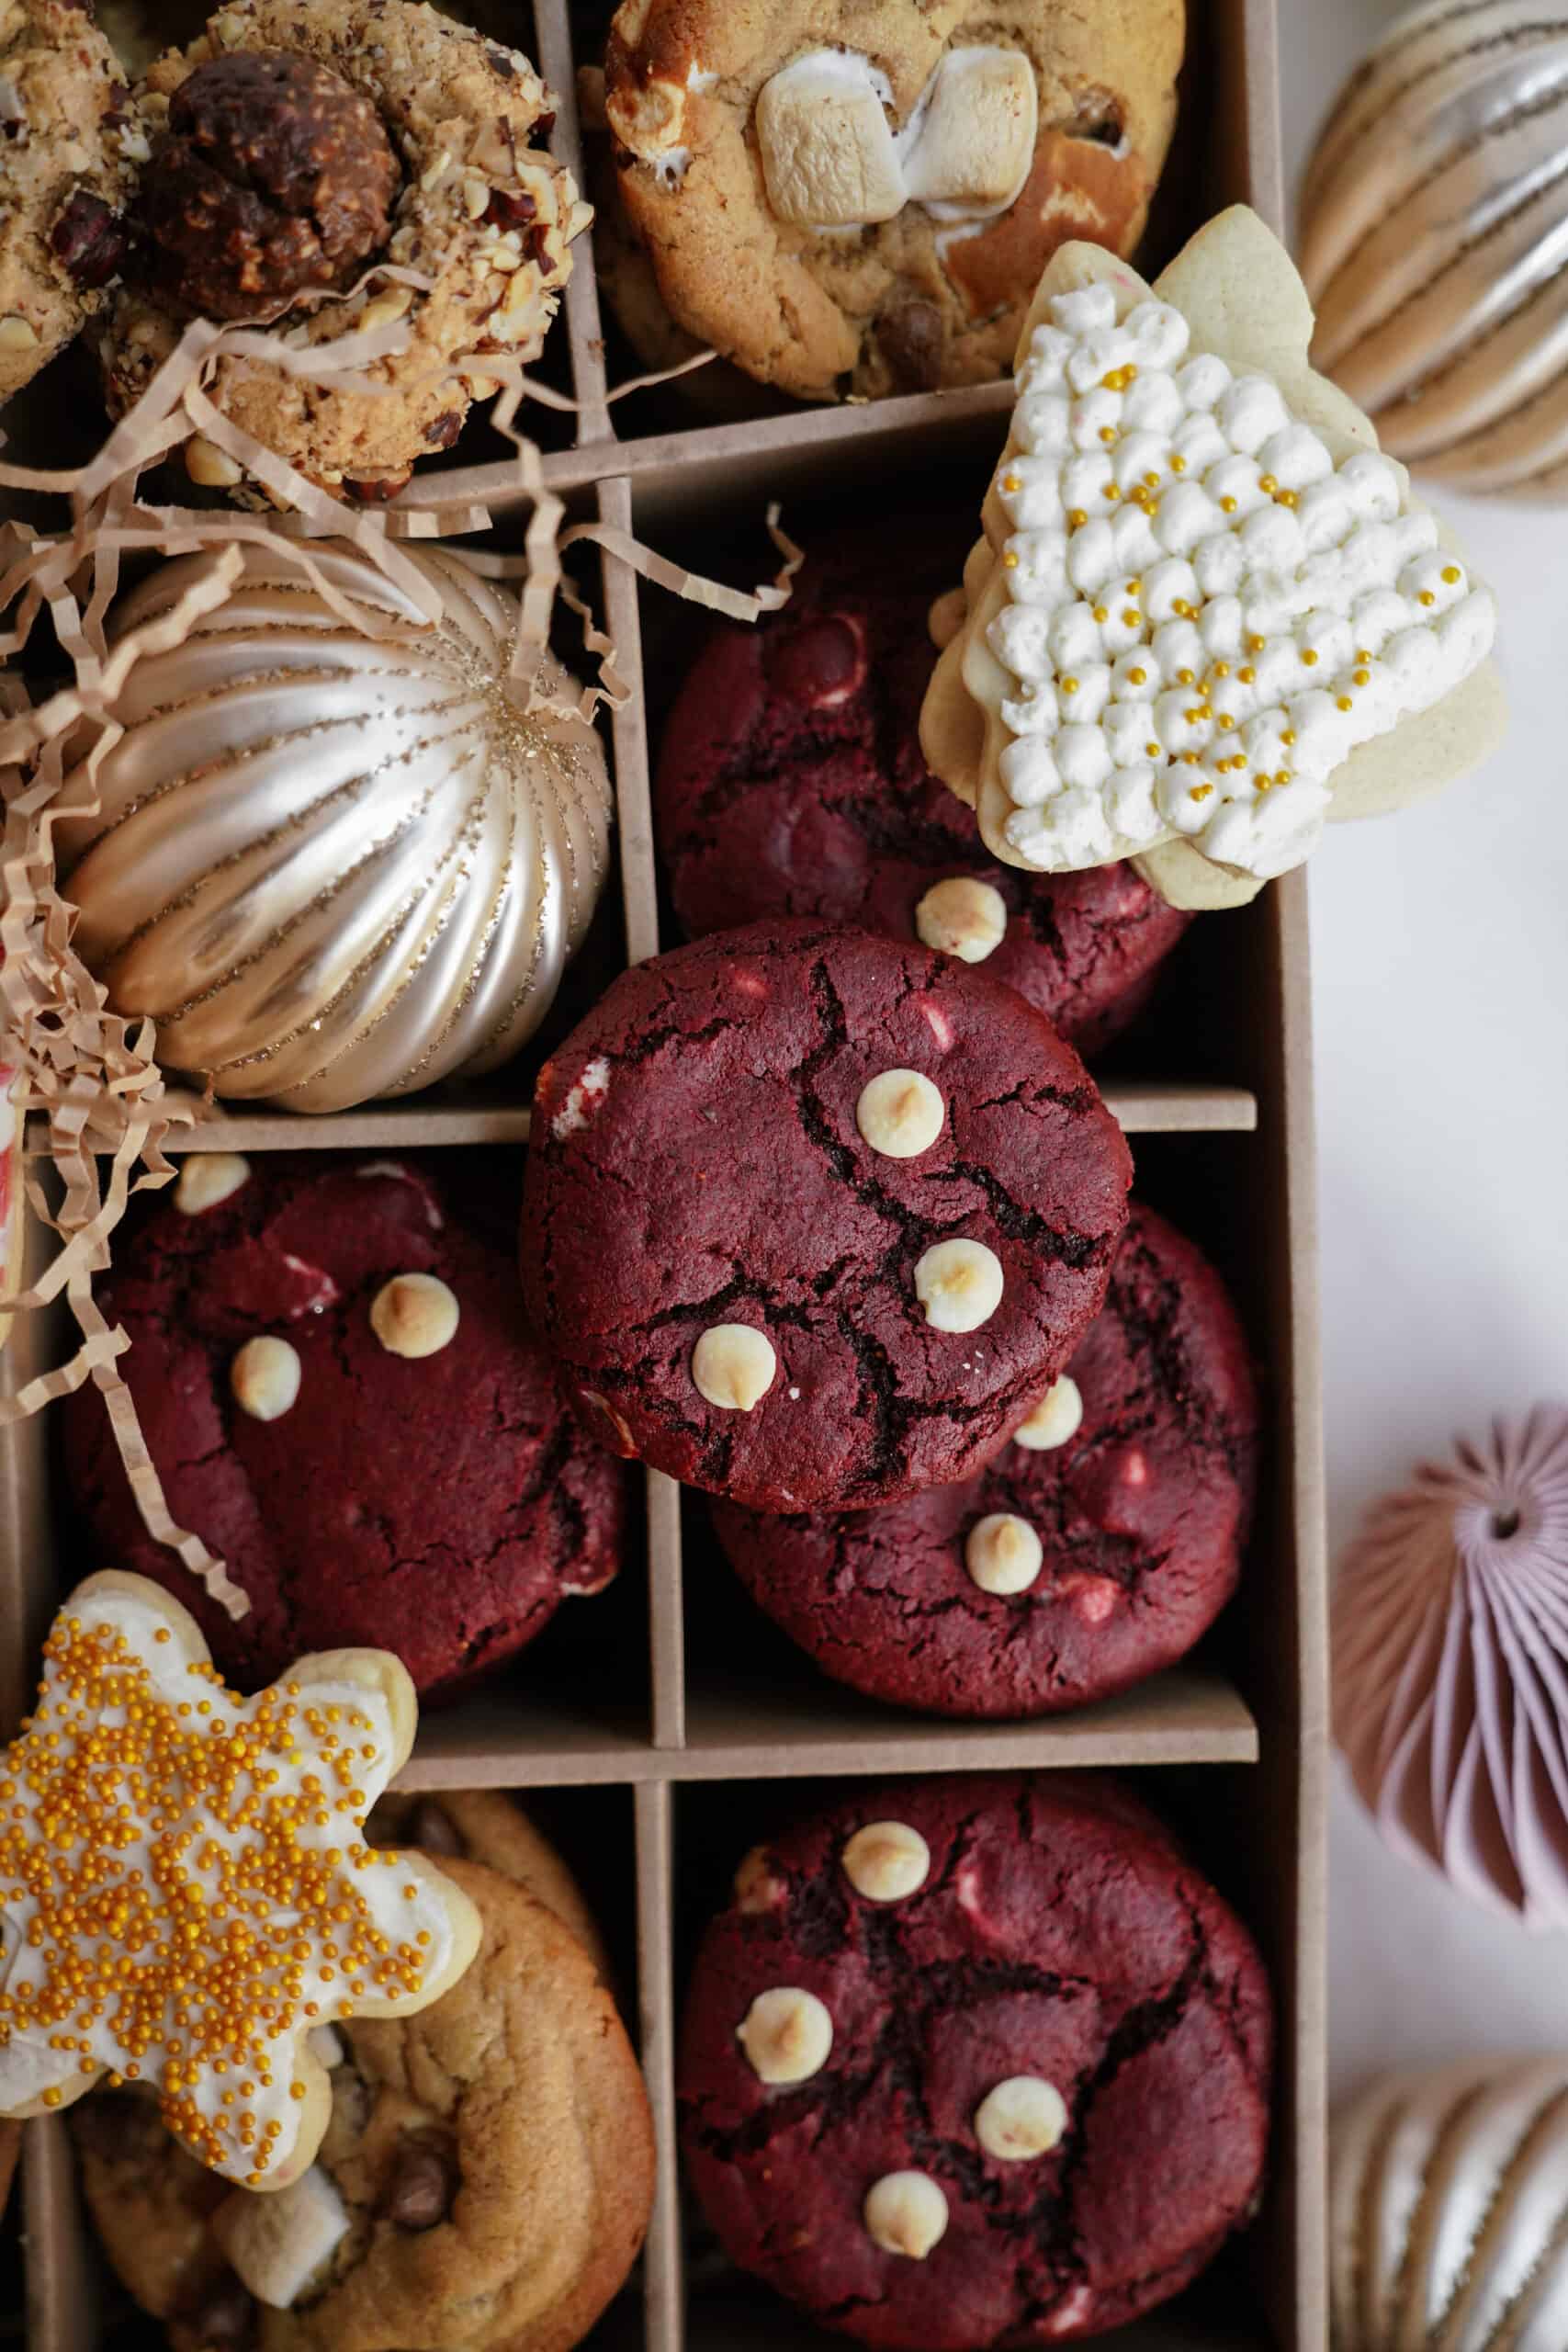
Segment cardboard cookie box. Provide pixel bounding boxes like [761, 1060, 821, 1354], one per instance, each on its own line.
[0, 0, 1325, 2345]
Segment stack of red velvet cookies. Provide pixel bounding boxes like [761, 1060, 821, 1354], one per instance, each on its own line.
[61, 532, 1270, 2352]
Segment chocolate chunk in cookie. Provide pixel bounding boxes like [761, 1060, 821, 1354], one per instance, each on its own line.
[141, 51, 399, 320]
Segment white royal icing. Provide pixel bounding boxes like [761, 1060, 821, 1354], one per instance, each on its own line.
[984, 282, 1495, 878]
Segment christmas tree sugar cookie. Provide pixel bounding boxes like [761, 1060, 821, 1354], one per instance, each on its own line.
[920, 206, 1506, 910]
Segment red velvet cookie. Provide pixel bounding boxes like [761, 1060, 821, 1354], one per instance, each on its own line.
[654, 549, 1190, 1058]
[522, 921, 1133, 1512]
[62, 1151, 626, 1701]
[711, 1203, 1258, 1716]
[679, 1772, 1273, 2349]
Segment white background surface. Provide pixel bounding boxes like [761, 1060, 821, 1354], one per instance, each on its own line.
[1279, 4, 1568, 2092]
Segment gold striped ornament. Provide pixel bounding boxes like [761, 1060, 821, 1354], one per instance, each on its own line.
[1331, 2055, 1568, 2350]
[1300, 0, 1568, 498]
[57, 542, 614, 1113]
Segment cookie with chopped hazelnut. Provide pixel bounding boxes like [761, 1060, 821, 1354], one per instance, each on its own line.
[98, 0, 592, 501]
[0, 0, 141, 401]
[73, 1855, 655, 2352]
[712, 1202, 1259, 1717]
[601, 0, 1183, 401]
[680, 1771, 1272, 2346]
[59, 1151, 627, 1701]
[522, 919, 1133, 1513]
[655, 526, 1191, 1057]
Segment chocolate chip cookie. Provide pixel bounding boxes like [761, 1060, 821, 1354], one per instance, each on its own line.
[680, 1772, 1272, 2346]
[602, 0, 1183, 400]
[523, 919, 1134, 1512]
[712, 1202, 1259, 1717]
[73, 1854, 655, 2352]
[366, 1790, 609, 1974]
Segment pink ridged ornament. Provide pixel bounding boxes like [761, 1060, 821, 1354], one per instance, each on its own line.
[1335, 1405, 1568, 1928]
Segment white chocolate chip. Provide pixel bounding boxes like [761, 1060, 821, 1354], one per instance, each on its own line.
[965, 1512, 1043, 1596]
[1013, 1376, 1083, 1452]
[369, 1273, 460, 1361]
[737, 1987, 834, 2086]
[841, 1821, 931, 1903]
[915, 876, 1008, 964]
[855, 1069, 945, 1160]
[692, 1323, 776, 1412]
[174, 1153, 250, 1216]
[974, 2076, 1068, 2160]
[230, 1337, 301, 1423]
[863, 2171, 949, 2259]
[914, 1238, 1003, 1333]
[212, 2166, 350, 2309]
[185, 435, 243, 488]
[755, 52, 905, 227]
[733, 1845, 784, 1915]
[0, 315, 39, 353]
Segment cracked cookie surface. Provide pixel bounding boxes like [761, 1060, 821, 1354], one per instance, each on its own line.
[73, 1854, 655, 2352]
[521, 920, 1133, 1513]
[712, 1202, 1258, 1716]
[61, 1151, 626, 1700]
[655, 536, 1191, 1058]
[602, 0, 1182, 401]
[679, 1771, 1272, 2347]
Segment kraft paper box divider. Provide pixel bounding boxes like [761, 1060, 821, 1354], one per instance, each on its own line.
[0, 1, 1326, 2347]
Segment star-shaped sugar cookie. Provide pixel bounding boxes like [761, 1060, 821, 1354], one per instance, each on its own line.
[0, 1574, 479, 2189]
[920, 206, 1506, 910]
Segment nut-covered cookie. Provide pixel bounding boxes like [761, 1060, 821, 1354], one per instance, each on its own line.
[603, 0, 1183, 400]
[522, 919, 1133, 1513]
[655, 529, 1190, 1058]
[99, 0, 592, 499]
[60, 1152, 627, 1701]
[680, 1772, 1272, 2346]
[73, 1854, 656, 2352]
[712, 1202, 1258, 1717]
[0, 0, 141, 401]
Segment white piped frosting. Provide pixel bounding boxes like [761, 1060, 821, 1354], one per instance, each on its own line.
[985, 281, 1495, 879]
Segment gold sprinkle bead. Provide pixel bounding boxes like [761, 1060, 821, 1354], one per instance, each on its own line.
[1127, 667, 1147, 685]
[1442, 566, 1461, 584]
[1213, 662, 1231, 678]
[1067, 510, 1088, 529]
[1248, 636, 1266, 654]
[1279, 490, 1299, 507]
[1258, 474, 1278, 494]
[1003, 474, 1021, 492]
[1217, 714, 1235, 729]
[1176, 669, 1195, 686]
[1092, 606, 1109, 623]
[1061, 677, 1079, 695]
[1353, 669, 1371, 686]
[1122, 608, 1138, 627]
[1301, 650, 1319, 666]
[1419, 591, 1436, 606]
[1104, 484, 1121, 500]
[1357, 649, 1372, 662]
[1281, 729, 1296, 746]
[1337, 695, 1353, 712]
[1220, 495, 1238, 514]
[1190, 783, 1213, 800]
[1145, 741, 1161, 757]
[1002, 550, 1019, 569]
[1170, 454, 1187, 473]
[1099, 426, 1117, 445]
[1144, 471, 1160, 489]
[1238, 665, 1256, 684]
